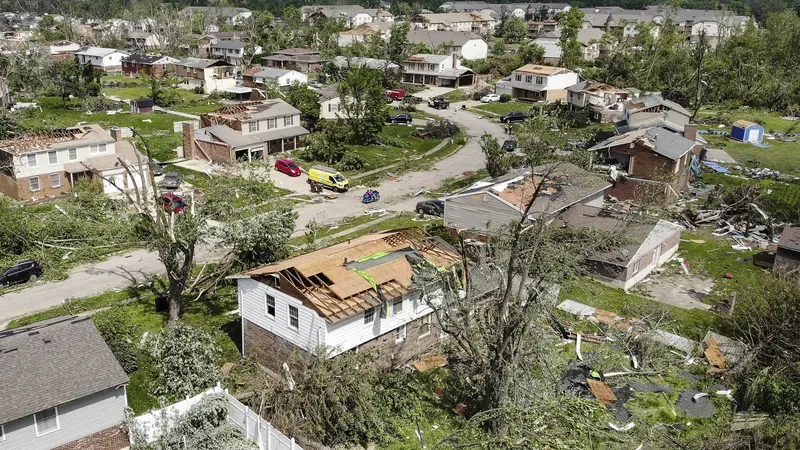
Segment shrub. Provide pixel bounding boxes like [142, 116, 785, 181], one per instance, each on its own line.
[149, 322, 220, 401]
[500, 94, 512, 103]
[338, 153, 365, 171]
[94, 309, 140, 374]
[398, 96, 417, 112]
[192, 86, 205, 94]
[412, 120, 460, 139]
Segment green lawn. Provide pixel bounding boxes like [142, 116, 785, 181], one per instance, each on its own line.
[6, 288, 148, 328]
[425, 169, 488, 197]
[704, 134, 800, 174]
[102, 86, 151, 100]
[471, 101, 532, 116]
[697, 107, 799, 134]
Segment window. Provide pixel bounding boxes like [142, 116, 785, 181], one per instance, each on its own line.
[364, 307, 375, 324]
[48, 151, 58, 165]
[428, 63, 435, 71]
[29, 176, 40, 191]
[392, 298, 403, 315]
[395, 324, 407, 342]
[525, 75, 532, 83]
[632, 260, 640, 274]
[267, 118, 276, 129]
[265, 294, 275, 317]
[248, 121, 259, 133]
[284, 115, 294, 126]
[419, 314, 432, 337]
[50, 173, 61, 188]
[536, 76, 544, 84]
[68, 148, 77, 161]
[515, 74, 522, 82]
[26, 154, 37, 168]
[34, 407, 59, 436]
[90, 143, 107, 154]
[288, 305, 299, 329]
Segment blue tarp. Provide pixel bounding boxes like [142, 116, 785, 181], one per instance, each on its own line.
[703, 161, 729, 173]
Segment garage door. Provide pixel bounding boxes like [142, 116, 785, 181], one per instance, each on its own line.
[103, 174, 124, 194]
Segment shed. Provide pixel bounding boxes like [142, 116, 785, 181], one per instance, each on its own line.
[130, 98, 154, 114]
[731, 120, 764, 143]
[774, 226, 800, 272]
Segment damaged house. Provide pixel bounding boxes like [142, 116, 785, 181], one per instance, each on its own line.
[232, 229, 460, 372]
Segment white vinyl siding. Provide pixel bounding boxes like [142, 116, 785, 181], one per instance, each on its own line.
[48, 151, 58, 165]
[265, 294, 275, 317]
[267, 118, 276, 129]
[26, 154, 37, 168]
[288, 305, 299, 329]
[90, 143, 107, 154]
[34, 408, 59, 437]
[284, 115, 293, 126]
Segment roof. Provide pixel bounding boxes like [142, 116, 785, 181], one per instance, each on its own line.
[332, 56, 399, 70]
[204, 100, 301, 122]
[449, 162, 611, 219]
[176, 57, 233, 69]
[514, 64, 570, 76]
[0, 124, 112, 155]
[238, 229, 460, 322]
[212, 40, 245, 50]
[301, 5, 380, 19]
[63, 139, 142, 173]
[623, 94, 690, 117]
[778, 227, 800, 252]
[0, 316, 129, 424]
[75, 46, 127, 57]
[589, 126, 695, 160]
[567, 80, 625, 94]
[406, 30, 484, 47]
[251, 68, 298, 79]
[406, 53, 450, 64]
[733, 120, 761, 128]
[273, 47, 318, 55]
[181, 6, 251, 17]
[316, 84, 340, 102]
[439, 68, 473, 78]
[416, 12, 495, 25]
[122, 53, 174, 64]
[132, 98, 154, 107]
[538, 28, 605, 44]
[199, 124, 309, 150]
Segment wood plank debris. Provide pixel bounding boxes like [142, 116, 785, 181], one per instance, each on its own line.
[587, 379, 617, 406]
[413, 353, 447, 372]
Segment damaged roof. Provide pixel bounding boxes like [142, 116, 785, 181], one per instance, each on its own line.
[588, 126, 695, 161]
[203, 99, 301, 122]
[0, 125, 113, 155]
[514, 64, 570, 76]
[623, 94, 690, 117]
[777, 226, 800, 252]
[567, 79, 625, 94]
[237, 229, 460, 322]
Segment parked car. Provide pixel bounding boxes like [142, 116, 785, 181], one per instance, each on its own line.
[0, 259, 43, 286]
[500, 111, 526, 123]
[160, 172, 181, 190]
[390, 113, 413, 124]
[161, 192, 186, 213]
[428, 96, 450, 110]
[502, 140, 517, 152]
[481, 94, 501, 103]
[416, 199, 444, 216]
[150, 159, 164, 176]
[275, 158, 301, 177]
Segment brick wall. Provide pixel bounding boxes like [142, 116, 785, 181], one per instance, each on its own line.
[53, 425, 129, 450]
[358, 313, 442, 369]
[15, 171, 71, 201]
[244, 318, 308, 373]
[0, 172, 20, 198]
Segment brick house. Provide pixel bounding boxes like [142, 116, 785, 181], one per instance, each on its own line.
[0, 316, 129, 450]
[182, 100, 309, 163]
[261, 48, 326, 73]
[588, 126, 700, 203]
[0, 125, 149, 200]
[232, 229, 459, 371]
[121, 53, 179, 78]
[174, 58, 235, 94]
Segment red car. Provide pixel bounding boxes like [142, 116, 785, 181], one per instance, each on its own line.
[275, 158, 301, 177]
[161, 192, 186, 213]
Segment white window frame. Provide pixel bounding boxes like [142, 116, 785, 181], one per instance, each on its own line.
[392, 298, 403, 315]
[267, 118, 276, 129]
[34, 407, 60, 437]
[632, 260, 640, 274]
[364, 307, 375, 324]
[248, 121, 259, 133]
[288, 305, 299, 329]
[90, 143, 108, 154]
[525, 75, 532, 83]
[395, 324, 407, 343]
[0, 424, 4, 441]
[26, 153, 37, 168]
[284, 115, 293, 126]
[50, 173, 61, 188]
[536, 76, 545, 84]
[68, 148, 78, 161]
[419, 314, 432, 338]
[29, 176, 40, 192]
[48, 151, 58, 165]
[265, 294, 275, 317]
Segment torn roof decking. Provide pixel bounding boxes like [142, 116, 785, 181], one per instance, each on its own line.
[243, 229, 460, 322]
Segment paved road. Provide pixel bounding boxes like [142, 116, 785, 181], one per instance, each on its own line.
[0, 99, 503, 326]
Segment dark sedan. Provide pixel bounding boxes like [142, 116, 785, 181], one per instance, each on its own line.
[416, 199, 444, 216]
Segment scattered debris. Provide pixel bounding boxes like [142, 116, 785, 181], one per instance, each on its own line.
[608, 422, 635, 431]
[703, 331, 750, 368]
[221, 362, 235, 375]
[678, 372, 700, 384]
[629, 382, 674, 393]
[413, 354, 447, 372]
[677, 388, 716, 418]
[587, 378, 617, 406]
[703, 338, 728, 374]
[648, 330, 697, 354]
[576, 334, 584, 361]
[731, 413, 768, 431]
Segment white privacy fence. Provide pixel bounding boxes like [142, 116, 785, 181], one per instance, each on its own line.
[131, 383, 302, 450]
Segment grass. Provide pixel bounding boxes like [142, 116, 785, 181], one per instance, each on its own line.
[323, 213, 444, 247]
[441, 89, 467, 102]
[697, 107, 799, 134]
[163, 164, 215, 190]
[139, 133, 182, 162]
[6, 287, 148, 328]
[471, 101, 530, 116]
[704, 135, 800, 175]
[698, 172, 800, 221]
[425, 169, 488, 197]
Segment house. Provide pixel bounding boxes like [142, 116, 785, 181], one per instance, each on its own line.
[730, 120, 764, 144]
[38, 40, 80, 61]
[262, 48, 326, 73]
[182, 100, 309, 163]
[588, 126, 700, 202]
[243, 67, 308, 88]
[0, 38, 30, 55]
[301, 5, 393, 28]
[566, 80, 630, 123]
[126, 31, 165, 50]
[74, 47, 130, 72]
[331, 56, 400, 72]
[527, 20, 561, 37]
[554, 204, 682, 290]
[337, 22, 394, 47]
[180, 6, 253, 26]
[0, 316, 130, 450]
[186, 32, 244, 56]
[0, 77, 9, 109]
[440, 2, 570, 18]
[495, 64, 579, 103]
[121, 53, 179, 78]
[774, 227, 800, 272]
[406, 30, 488, 60]
[318, 85, 342, 120]
[401, 53, 475, 87]
[233, 228, 459, 371]
[412, 12, 497, 34]
[174, 58, 235, 94]
[130, 98, 154, 113]
[617, 94, 691, 133]
[532, 28, 606, 64]
[443, 162, 611, 233]
[0, 125, 150, 199]
[210, 40, 262, 65]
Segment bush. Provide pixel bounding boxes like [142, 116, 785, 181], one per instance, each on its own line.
[338, 153, 365, 171]
[412, 120, 460, 139]
[149, 322, 220, 400]
[192, 86, 205, 94]
[398, 97, 417, 112]
[500, 94, 512, 103]
[81, 97, 123, 112]
[94, 309, 140, 374]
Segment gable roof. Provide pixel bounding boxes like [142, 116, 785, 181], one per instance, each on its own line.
[567, 80, 625, 94]
[251, 67, 298, 79]
[203, 99, 301, 122]
[623, 94, 690, 117]
[514, 64, 570, 76]
[406, 30, 484, 47]
[589, 126, 695, 160]
[0, 124, 113, 155]
[0, 316, 128, 425]
[75, 46, 128, 57]
[122, 53, 175, 65]
[406, 53, 450, 64]
[733, 120, 760, 128]
[237, 229, 460, 322]
[176, 57, 233, 69]
[332, 56, 399, 70]
[212, 40, 245, 50]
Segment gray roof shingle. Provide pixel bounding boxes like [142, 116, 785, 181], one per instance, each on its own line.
[0, 316, 129, 425]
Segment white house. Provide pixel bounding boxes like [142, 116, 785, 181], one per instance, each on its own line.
[74, 47, 130, 72]
[209, 40, 262, 65]
[412, 12, 497, 34]
[496, 64, 579, 103]
[249, 68, 307, 88]
[126, 31, 165, 50]
[337, 22, 393, 47]
[233, 229, 459, 371]
[406, 30, 488, 60]
[174, 58, 236, 94]
[180, 6, 253, 25]
[533, 28, 606, 65]
[402, 53, 476, 87]
[566, 80, 631, 122]
[301, 5, 393, 28]
[39, 40, 79, 57]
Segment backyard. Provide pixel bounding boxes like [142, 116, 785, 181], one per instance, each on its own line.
[470, 100, 534, 117]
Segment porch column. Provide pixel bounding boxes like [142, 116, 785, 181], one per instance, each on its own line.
[281, 139, 285, 152]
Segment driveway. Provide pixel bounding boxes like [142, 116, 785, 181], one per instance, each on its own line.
[416, 86, 459, 100]
[0, 100, 503, 326]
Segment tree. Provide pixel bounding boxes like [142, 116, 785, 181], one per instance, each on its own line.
[490, 39, 508, 58]
[337, 66, 386, 144]
[221, 205, 295, 270]
[147, 72, 180, 107]
[52, 60, 101, 104]
[558, 8, 585, 68]
[149, 322, 220, 401]
[297, 123, 348, 164]
[500, 17, 528, 44]
[285, 81, 321, 130]
[480, 133, 510, 178]
[518, 41, 545, 64]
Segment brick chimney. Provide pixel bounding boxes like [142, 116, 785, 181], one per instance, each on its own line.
[684, 123, 698, 143]
[451, 53, 459, 69]
[110, 127, 123, 142]
[182, 122, 196, 159]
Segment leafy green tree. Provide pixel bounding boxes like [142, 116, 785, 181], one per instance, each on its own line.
[285, 81, 321, 130]
[480, 134, 510, 178]
[337, 66, 386, 144]
[557, 8, 585, 68]
[149, 322, 220, 401]
[146, 72, 180, 107]
[490, 39, 508, 58]
[52, 60, 101, 104]
[221, 205, 296, 270]
[500, 17, 528, 44]
[518, 41, 545, 64]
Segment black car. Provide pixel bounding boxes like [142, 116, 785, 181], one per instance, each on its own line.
[416, 199, 444, 216]
[159, 172, 181, 190]
[502, 140, 517, 152]
[0, 259, 44, 286]
[150, 159, 164, 176]
[390, 113, 413, 124]
[500, 111, 525, 123]
[428, 97, 450, 110]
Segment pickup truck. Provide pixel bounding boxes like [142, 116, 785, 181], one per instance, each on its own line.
[428, 96, 450, 110]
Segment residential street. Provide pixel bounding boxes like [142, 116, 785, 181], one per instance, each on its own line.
[0, 101, 504, 326]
